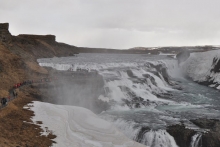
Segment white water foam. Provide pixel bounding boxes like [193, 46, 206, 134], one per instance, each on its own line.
[100, 113, 179, 147]
[38, 56, 179, 110]
[141, 130, 178, 147]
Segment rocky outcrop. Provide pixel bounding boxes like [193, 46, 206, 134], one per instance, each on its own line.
[167, 124, 196, 147]
[211, 57, 220, 73]
[191, 118, 219, 129]
[191, 118, 220, 147]
[0, 23, 12, 42]
[198, 56, 220, 88]
[18, 34, 56, 43]
[0, 23, 9, 30]
[0, 23, 80, 59]
[167, 119, 220, 147]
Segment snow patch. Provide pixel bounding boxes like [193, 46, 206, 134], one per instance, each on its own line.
[182, 50, 220, 88]
[29, 101, 147, 147]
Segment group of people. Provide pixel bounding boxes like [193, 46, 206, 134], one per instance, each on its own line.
[14, 80, 34, 89]
[1, 98, 7, 107]
[1, 77, 56, 109]
[0, 89, 17, 108]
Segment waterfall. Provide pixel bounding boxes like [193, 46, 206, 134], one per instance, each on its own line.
[190, 133, 202, 147]
[139, 130, 179, 147]
[38, 55, 181, 147]
[101, 116, 179, 147]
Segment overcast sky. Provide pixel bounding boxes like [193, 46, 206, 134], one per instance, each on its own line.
[0, 0, 220, 49]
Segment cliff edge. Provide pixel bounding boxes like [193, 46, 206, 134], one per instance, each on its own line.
[0, 23, 61, 146]
[0, 23, 79, 59]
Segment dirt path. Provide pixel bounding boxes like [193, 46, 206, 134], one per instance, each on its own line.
[0, 87, 56, 147]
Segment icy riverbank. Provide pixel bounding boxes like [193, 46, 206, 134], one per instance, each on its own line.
[27, 101, 147, 147]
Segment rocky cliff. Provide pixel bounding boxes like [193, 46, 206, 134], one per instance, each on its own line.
[0, 23, 59, 146]
[18, 34, 56, 43]
[0, 23, 80, 60]
[0, 23, 12, 42]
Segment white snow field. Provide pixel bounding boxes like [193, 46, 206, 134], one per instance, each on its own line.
[182, 50, 220, 89]
[28, 101, 148, 147]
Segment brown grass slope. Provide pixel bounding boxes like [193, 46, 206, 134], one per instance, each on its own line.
[0, 37, 70, 146]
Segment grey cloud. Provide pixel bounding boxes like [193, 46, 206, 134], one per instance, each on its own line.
[0, 0, 220, 49]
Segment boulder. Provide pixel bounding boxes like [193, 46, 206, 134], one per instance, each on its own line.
[167, 124, 196, 147]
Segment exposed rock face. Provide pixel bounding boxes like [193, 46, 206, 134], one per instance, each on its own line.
[191, 119, 220, 147]
[199, 57, 220, 89]
[167, 124, 196, 147]
[0, 23, 9, 30]
[18, 34, 56, 43]
[200, 57, 220, 88]
[211, 57, 220, 73]
[167, 119, 220, 147]
[191, 118, 219, 129]
[0, 23, 12, 42]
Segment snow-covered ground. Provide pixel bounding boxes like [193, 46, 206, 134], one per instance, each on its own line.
[26, 101, 147, 147]
[182, 50, 220, 89]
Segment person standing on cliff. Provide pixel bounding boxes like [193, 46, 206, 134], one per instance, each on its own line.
[13, 90, 17, 98]
[1, 98, 7, 107]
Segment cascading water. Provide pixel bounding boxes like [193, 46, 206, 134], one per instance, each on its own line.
[140, 130, 178, 147]
[100, 115, 178, 147]
[190, 133, 202, 147]
[39, 55, 178, 109]
[38, 53, 220, 147]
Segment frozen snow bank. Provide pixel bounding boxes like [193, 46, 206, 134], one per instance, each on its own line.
[29, 101, 147, 147]
[182, 50, 220, 89]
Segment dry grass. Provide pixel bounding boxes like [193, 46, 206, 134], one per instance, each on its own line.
[0, 43, 56, 147]
[25, 61, 48, 74]
[0, 89, 56, 147]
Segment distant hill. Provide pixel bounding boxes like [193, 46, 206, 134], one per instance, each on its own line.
[1, 23, 219, 58]
[129, 46, 220, 54]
